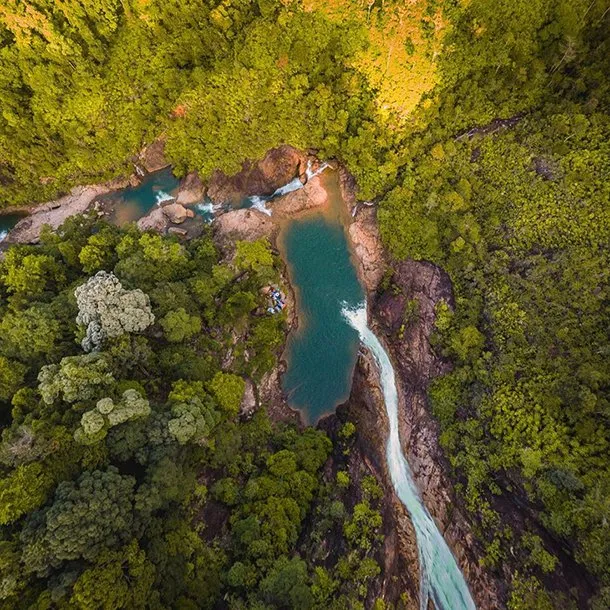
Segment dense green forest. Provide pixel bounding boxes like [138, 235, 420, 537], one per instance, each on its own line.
[377, 1, 609, 608]
[1, 0, 609, 608]
[0, 218, 387, 608]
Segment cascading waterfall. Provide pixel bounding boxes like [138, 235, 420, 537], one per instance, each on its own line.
[0, 230, 7, 242]
[155, 190, 175, 205]
[342, 303, 476, 610]
[241, 159, 330, 216]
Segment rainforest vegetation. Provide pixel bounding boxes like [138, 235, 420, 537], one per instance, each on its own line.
[0, 0, 609, 608]
[0, 218, 386, 608]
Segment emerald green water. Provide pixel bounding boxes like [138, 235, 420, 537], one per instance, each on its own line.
[0, 213, 26, 241]
[281, 177, 365, 423]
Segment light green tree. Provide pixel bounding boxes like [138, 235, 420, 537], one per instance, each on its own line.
[160, 308, 201, 342]
[208, 372, 245, 416]
[37, 353, 114, 405]
[75, 271, 155, 351]
[74, 389, 151, 445]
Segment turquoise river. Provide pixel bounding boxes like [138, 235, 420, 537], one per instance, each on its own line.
[279, 173, 365, 423]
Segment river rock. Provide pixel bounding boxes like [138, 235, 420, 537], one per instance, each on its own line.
[139, 139, 169, 173]
[272, 175, 329, 217]
[4, 183, 120, 245]
[162, 202, 195, 224]
[137, 207, 167, 232]
[176, 171, 206, 205]
[207, 145, 307, 204]
[214, 208, 275, 243]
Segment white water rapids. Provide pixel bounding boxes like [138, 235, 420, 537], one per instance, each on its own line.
[243, 159, 329, 216]
[155, 190, 175, 205]
[342, 303, 476, 610]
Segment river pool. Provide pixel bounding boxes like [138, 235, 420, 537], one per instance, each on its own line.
[279, 172, 365, 423]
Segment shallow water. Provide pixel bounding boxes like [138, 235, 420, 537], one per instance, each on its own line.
[0, 213, 25, 242]
[103, 167, 181, 225]
[280, 172, 365, 423]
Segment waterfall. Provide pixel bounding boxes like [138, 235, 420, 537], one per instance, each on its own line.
[0, 230, 7, 242]
[242, 159, 330, 217]
[248, 195, 273, 216]
[155, 191, 175, 205]
[342, 303, 476, 610]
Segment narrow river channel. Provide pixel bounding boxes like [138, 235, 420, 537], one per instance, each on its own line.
[279, 172, 365, 423]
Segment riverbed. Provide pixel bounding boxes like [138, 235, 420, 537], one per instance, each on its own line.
[101, 167, 180, 224]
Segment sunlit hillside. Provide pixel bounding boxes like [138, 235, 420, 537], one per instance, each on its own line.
[304, 0, 444, 119]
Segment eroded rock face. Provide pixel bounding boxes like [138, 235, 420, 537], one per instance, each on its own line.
[271, 175, 329, 218]
[139, 139, 169, 173]
[375, 261, 504, 609]
[207, 145, 307, 204]
[176, 172, 205, 205]
[349, 207, 385, 293]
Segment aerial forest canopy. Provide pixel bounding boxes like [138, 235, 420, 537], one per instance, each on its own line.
[0, 0, 609, 609]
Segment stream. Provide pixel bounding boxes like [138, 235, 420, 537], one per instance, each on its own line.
[275, 170, 475, 609]
[343, 305, 476, 610]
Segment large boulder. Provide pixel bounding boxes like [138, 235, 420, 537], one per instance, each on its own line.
[139, 139, 169, 173]
[176, 172, 205, 205]
[162, 202, 195, 224]
[207, 145, 307, 204]
[137, 207, 168, 232]
[214, 208, 275, 243]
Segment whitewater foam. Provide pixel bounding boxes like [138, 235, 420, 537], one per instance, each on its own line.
[342, 302, 476, 610]
[248, 196, 272, 216]
[0, 230, 7, 242]
[155, 191, 175, 205]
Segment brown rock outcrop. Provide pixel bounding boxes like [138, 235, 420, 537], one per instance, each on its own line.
[349, 207, 385, 293]
[139, 139, 169, 173]
[176, 172, 206, 205]
[207, 145, 307, 204]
